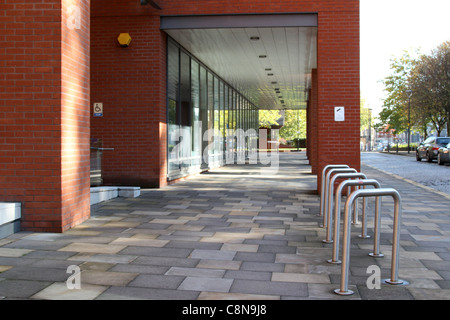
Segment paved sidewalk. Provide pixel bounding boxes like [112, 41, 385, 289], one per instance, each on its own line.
[0, 153, 449, 300]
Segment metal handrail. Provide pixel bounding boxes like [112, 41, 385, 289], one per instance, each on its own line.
[319, 165, 349, 218]
[328, 178, 381, 264]
[334, 188, 408, 296]
[90, 147, 115, 151]
[322, 172, 367, 244]
[322, 168, 357, 228]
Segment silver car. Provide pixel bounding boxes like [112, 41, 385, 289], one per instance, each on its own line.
[437, 142, 450, 165]
[416, 136, 450, 162]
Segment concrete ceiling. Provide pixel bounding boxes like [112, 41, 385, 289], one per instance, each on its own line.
[164, 26, 317, 110]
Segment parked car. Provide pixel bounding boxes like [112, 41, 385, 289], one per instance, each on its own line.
[416, 136, 450, 162]
[437, 142, 450, 165]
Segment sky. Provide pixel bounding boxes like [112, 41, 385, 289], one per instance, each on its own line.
[360, 0, 450, 117]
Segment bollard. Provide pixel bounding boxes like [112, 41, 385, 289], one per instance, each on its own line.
[334, 188, 408, 296]
[319, 165, 349, 218]
[322, 168, 357, 228]
[322, 172, 367, 244]
[328, 178, 381, 264]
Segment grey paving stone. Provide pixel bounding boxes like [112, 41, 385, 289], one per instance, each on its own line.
[230, 279, 308, 297]
[129, 274, 185, 289]
[24, 250, 76, 260]
[178, 276, 233, 293]
[190, 249, 236, 261]
[240, 261, 284, 272]
[165, 266, 225, 278]
[111, 264, 169, 275]
[234, 252, 275, 262]
[224, 270, 272, 281]
[120, 246, 192, 258]
[133, 256, 200, 268]
[357, 284, 415, 300]
[97, 286, 199, 300]
[4, 239, 67, 251]
[257, 245, 297, 254]
[0, 266, 69, 282]
[0, 279, 51, 299]
[165, 240, 222, 250]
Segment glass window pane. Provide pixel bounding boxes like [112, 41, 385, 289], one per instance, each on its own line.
[180, 51, 191, 127]
[214, 76, 220, 156]
[168, 41, 179, 125]
[191, 59, 200, 165]
[168, 41, 180, 176]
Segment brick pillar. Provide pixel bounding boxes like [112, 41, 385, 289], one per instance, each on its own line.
[0, 0, 91, 232]
[316, 8, 360, 194]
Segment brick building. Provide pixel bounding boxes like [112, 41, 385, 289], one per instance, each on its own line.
[1, 0, 360, 233]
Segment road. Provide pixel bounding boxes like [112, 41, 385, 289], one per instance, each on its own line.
[361, 152, 450, 196]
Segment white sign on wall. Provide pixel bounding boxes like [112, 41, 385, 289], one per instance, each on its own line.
[334, 106, 345, 121]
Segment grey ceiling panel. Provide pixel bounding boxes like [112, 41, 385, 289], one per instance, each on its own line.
[162, 15, 317, 110]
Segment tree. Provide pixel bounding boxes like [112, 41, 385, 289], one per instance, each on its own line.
[279, 109, 307, 141]
[360, 98, 372, 131]
[259, 110, 281, 128]
[409, 41, 450, 136]
[376, 50, 417, 135]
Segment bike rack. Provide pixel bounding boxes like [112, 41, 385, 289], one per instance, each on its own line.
[334, 188, 408, 296]
[328, 178, 381, 264]
[322, 168, 357, 228]
[319, 165, 349, 218]
[322, 172, 368, 244]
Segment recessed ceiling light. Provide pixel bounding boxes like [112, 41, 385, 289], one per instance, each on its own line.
[267, 73, 274, 76]
[265, 68, 272, 71]
[259, 55, 267, 58]
[271, 81, 277, 84]
[250, 36, 260, 41]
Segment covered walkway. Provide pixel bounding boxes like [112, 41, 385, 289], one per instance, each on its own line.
[0, 153, 449, 300]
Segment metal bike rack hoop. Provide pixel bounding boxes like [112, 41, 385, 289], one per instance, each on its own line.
[322, 168, 357, 228]
[319, 165, 349, 217]
[334, 188, 408, 296]
[328, 178, 381, 264]
[323, 172, 367, 244]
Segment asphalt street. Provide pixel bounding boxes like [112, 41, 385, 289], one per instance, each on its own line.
[361, 152, 450, 196]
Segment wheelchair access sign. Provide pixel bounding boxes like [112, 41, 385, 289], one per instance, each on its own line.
[93, 103, 103, 117]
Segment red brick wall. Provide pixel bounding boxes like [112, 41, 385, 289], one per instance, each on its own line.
[90, 15, 167, 187]
[91, 0, 360, 192]
[0, 0, 90, 232]
[316, 8, 361, 192]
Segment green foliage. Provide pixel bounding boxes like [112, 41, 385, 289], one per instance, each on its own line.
[360, 98, 373, 131]
[259, 110, 281, 128]
[376, 50, 417, 134]
[279, 110, 307, 141]
[377, 41, 450, 137]
[409, 41, 450, 137]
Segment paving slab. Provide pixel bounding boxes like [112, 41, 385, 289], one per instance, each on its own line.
[0, 153, 449, 300]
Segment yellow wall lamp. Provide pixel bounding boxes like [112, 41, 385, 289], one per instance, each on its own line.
[117, 33, 132, 48]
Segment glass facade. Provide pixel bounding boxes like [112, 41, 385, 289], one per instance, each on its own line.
[167, 38, 259, 180]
